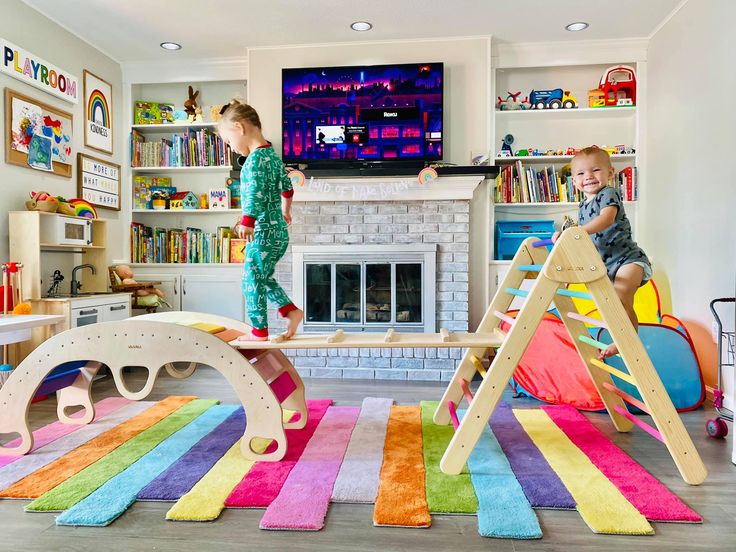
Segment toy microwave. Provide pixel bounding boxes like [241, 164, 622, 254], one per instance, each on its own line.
[39, 215, 93, 246]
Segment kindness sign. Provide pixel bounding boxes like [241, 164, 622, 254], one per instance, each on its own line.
[1, 38, 79, 103]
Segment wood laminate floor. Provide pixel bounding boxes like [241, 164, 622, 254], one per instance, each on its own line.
[1, 368, 734, 552]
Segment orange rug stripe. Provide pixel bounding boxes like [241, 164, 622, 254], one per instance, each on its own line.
[373, 405, 431, 527]
[0, 396, 195, 499]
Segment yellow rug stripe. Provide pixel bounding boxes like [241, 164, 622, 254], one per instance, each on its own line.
[513, 409, 653, 535]
[166, 410, 293, 521]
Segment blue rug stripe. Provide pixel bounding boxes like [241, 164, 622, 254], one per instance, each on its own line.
[55, 405, 238, 526]
[461, 410, 542, 539]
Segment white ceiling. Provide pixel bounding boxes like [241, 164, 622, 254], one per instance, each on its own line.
[21, 0, 682, 63]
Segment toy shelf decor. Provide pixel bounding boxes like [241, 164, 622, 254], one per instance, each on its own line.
[434, 229, 707, 485]
[130, 126, 231, 168]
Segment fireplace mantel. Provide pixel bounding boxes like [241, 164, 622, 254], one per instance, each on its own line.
[292, 175, 486, 202]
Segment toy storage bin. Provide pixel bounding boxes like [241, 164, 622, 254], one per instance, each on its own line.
[495, 220, 555, 260]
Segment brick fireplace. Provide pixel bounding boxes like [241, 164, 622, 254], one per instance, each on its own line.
[267, 176, 487, 381]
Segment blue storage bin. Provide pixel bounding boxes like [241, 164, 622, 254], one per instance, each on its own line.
[495, 219, 555, 260]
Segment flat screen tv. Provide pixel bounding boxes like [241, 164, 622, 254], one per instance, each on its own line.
[282, 62, 443, 165]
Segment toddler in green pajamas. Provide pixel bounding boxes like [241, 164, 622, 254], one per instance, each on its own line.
[218, 99, 303, 341]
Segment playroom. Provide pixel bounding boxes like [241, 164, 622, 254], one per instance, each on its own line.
[0, 0, 734, 549]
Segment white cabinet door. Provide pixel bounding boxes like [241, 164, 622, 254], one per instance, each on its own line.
[130, 272, 181, 312]
[182, 274, 243, 321]
[101, 300, 131, 322]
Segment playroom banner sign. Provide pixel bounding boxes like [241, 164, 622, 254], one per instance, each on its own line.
[1, 38, 79, 104]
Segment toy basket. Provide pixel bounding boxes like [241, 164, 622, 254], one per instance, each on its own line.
[56, 202, 77, 216]
[495, 220, 555, 260]
[25, 199, 58, 213]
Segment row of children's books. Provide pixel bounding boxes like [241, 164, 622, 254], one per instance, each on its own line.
[130, 128, 231, 168]
[495, 162, 638, 204]
[130, 223, 246, 264]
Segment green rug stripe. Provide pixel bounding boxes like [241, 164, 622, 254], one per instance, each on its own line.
[421, 401, 477, 513]
[26, 399, 217, 512]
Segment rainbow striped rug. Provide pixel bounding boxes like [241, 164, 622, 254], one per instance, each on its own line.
[0, 395, 700, 537]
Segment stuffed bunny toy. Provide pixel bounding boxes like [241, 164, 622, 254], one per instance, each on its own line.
[184, 86, 199, 117]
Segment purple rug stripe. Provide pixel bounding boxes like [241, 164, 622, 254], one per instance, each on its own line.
[0, 397, 130, 469]
[489, 403, 575, 509]
[137, 408, 245, 501]
[259, 406, 360, 531]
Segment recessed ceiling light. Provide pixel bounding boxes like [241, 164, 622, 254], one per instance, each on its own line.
[565, 22, 589, 32]
[350, 21, 373, 32]
[160, 42, 182, 51]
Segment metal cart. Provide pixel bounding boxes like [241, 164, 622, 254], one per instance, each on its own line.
[706, 297, 735, 438]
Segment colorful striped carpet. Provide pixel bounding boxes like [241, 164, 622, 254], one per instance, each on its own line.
[0, 395, 700, 537]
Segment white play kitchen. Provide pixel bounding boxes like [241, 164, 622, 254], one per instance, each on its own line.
[8, 211, 131, 359]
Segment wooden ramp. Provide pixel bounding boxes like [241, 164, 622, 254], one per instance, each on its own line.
[433, 228, 707, 485]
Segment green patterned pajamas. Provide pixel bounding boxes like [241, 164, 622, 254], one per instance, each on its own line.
[239, 146, 295, 335]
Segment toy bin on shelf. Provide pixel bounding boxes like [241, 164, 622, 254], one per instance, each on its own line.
[494, 220, 555, 260]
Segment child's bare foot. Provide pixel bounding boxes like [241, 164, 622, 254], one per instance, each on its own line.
[237, 332, 269, 342]
[284, 309, 304, 338]
[599, 343, 619, 359]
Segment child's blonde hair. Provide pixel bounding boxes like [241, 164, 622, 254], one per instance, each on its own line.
[219, 98, 261, 130]
[572, 146, 612, 168]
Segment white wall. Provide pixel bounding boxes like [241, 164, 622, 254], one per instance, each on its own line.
[0, 0, 123, 291]
[645, 0, 736, 388]
[247, 37, 491, 165]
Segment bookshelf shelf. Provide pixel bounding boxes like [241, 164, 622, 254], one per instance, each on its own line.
[132, 123, 218, 132]
[496, 154, 635, 163]
[495, 106, 636, 119]
[131, 165, 231, 173]
[494, 201, 637, 209]
[132, 209, 241, 214]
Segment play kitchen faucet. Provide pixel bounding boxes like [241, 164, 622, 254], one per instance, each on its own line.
[70, 264, 96, 296]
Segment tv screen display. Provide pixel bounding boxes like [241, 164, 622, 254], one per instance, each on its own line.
[282, 62, 443, 164]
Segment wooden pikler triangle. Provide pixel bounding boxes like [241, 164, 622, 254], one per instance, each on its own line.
[434, 228, 707, 485]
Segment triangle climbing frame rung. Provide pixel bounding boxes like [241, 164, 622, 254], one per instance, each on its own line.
[433, 228, 707, 485]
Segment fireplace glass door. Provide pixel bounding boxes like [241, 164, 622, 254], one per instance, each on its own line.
[304, 261, 423, 330]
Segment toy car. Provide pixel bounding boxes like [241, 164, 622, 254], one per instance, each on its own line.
[529, 88, 578, 109]
[598, 65, 637, 106]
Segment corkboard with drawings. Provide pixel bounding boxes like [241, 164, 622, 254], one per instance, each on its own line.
[4, 88, 73, 178]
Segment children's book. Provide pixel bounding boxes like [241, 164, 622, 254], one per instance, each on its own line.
[229, 239, 247, 263]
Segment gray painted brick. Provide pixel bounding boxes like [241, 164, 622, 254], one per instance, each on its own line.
[440, 242, 469, 252]
[449, 348, 463, 360]
[349, 204, 378, 214]
[439, 282, 468, 292]
[413, 348, 425, 358]
[343, 369, 375, 379]
[297, 205, 320, 215]
[320, 205, 349, 215]
[438, 202, 469, 214]
[327, 357, 359, 368]
[438, 262, 468, 273]
[454, 311, 469, 321]
[407, 370, 441, 381]
[439, 301, 469, 311]
[350, 224, 379, 234]
[425, 348, 437, 359]
[359, 357, 392, 369]
[444, 321, 469, 331]
[311, 368, 343, 378]
[393, 214, 423, 224]
[402, 348, 414, 358]
[304, 215, 333, 225]
[348, 348, 360, 357]
[320, 224, 349, 234]
[424, 358, 455, 370]
[306, 234, 335, 244]
[454, 233, 469, 243]
[364, 214, 393, 224]
[394, 234, 423, 244]
[366, 234, 392, 244]
[453, 252, 469, 262]
[335, 234, 364, 244]
[409, 203, 436, 214]
[440, 370, 456, 381]
[334, 214, 365, 224]
[408, 223, 438, 233]
[437, 291, 454, 301]
[378, 224, 409, 234]
[423, 214, 454, 224]
[374, 369, 407, 380]
[294, 357, 327, 367]
[453, 272, 469, 283]
[295, 367, 312, 378]
[391, 358, 424, 370]
[445, 223, 469, 233]
[423, 233, 454, 243]
[378, 204, 408, 214]
[453, 292, 469, 301]
[454, 213, 470, 223]
[437, 348, 449, 358]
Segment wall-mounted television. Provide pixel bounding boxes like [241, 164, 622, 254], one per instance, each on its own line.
[282, 62, 443, 165]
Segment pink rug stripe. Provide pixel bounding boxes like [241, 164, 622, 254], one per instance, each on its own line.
[259, 406, 360, 530]
[542, 405, 701, 523]
[224, 399, 332, 508]
[0, 397, 131, 469]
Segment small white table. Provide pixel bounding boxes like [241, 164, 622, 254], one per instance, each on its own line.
[0, 314, 66, 351]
